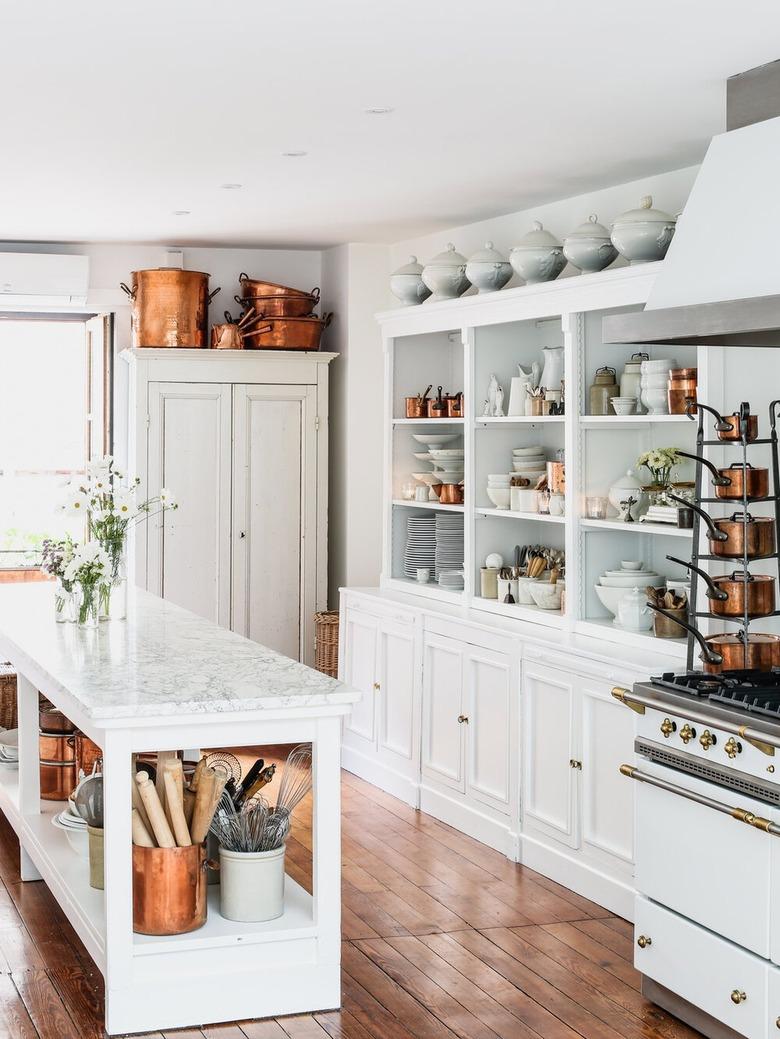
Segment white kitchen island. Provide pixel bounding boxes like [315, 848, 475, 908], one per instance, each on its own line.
[0, 582, 360, 1036]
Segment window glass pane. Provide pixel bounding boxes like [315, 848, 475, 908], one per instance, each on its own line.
[0, 320, 86, 563]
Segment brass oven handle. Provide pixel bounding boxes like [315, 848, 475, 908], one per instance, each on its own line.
[619, 765, 780, 836]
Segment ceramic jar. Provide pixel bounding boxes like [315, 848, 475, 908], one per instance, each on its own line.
[619, 352, 649, 410]
[390, 255, 432, 306]
[589, 366, 619, 416]
[421, 244, 470, 301]
[465, 241, 512, 293]
[509, 222, 566, 284]
[617, 587, 653, 631]
[611, 196, 677, 264]
[563, 214, 618, 273]
[608, 469, 644, 521]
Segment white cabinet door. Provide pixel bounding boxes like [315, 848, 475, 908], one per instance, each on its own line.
[522, 664, 579, 848]
[464, 646, 513, 815]
[421, 633, 464, 792]
[580, 681, 634, 868]
[342, 609, 378, 747]
[377, 617, 418, 771]
[147, 382, 232, 627]
[231, 384, 317, 662]
[769, 966, 780, 1037]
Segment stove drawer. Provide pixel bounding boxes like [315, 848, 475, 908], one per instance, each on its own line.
[633, 761, 775, 957]
[635, 896, 768, 1039]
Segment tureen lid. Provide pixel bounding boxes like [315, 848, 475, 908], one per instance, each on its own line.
[467, 240, 509, 264]
[611, 468, 643, 490]
[513, 221, 562, 251]
[565, 214, 611, 240]
[425, 242, 468, 268]
[612, 196, 676, 227]
[393, 255, 424, 277]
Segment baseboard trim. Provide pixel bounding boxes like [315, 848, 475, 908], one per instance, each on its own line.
[419, 784, 515, 858]
[520, 831, 634, 920]
[341, 746, 420, 807]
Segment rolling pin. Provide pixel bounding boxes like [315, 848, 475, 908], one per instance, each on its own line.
[163, 770, 192, 847]
[162, 758, 185, 831]
[131, 808, 155, 848]
[190, 757, 207, 792]
[131, 772, 153, 834]
[190, 767, 227, 844]
[183, 787, 196, 827]
[135, 772, 176, 849]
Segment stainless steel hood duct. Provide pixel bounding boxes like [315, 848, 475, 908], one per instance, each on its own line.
[604, 60, 780, 348]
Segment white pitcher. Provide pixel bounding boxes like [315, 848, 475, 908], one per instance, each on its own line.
[539, 347, 564, 393]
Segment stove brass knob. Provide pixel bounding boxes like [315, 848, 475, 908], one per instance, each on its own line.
[660, 718, 676, 738]
[636, 935, 652, 949]
[730, 990, 747, 1005]
[699, 729, 716, 751]
[724, 737, 742, 759]
[679, 724, 696, 745]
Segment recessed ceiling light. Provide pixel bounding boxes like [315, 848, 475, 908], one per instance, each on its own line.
[172, 209, 190, 216]
[365, 107, 394, 115]
[282, 150, 308, 158]
[220, 183, 242, 190]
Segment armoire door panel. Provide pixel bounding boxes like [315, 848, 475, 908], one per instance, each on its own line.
[465, 648, 512, 814]
[232, 384, 316, 661]
[147, 382, 232, 627]
[421, 634, 464, 791]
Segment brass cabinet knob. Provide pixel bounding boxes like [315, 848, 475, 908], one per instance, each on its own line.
[660, 718, 676, 738]
[679, 724, 696, 744]
[372, 682, 381, 691]
[724, 737, 742, 759]
[730, 990, 747, 1005]
[699, 729, 717, 751]
[636, 935, 652, 949]
[457, 715, 469, 724]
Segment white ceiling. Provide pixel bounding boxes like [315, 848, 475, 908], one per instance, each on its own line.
[2, 0, 779, 249]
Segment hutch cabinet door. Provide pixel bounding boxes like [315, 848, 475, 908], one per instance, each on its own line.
[231, 384, 317, 663]
[521, 664, 579, 849]
[341, 608, 379, 747]
[376, 616, 418, 772]
[421, 633, 465, 792]
[464, 646, 513, 815]
[147, 382, 232, 627]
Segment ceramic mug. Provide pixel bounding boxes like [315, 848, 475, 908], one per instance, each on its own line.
[549, 492, 565, 516]
[416, 568, 430, 584]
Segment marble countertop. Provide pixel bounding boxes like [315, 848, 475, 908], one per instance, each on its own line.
[0, 584, 358, 722]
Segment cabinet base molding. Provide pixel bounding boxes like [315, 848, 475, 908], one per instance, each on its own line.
[341, 746, 420, 808]
[519, 831, 634, 920]
[419, 784, 516, 858]
[640, 978, 743, 1039]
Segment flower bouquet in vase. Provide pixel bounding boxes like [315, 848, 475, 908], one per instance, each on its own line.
[63, 542, 110, 628]
[41, 537, 77, 622]
[636, 447, 681, 525]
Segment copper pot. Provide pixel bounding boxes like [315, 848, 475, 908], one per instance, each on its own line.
[427, 387, 447, 418]
[39, 699, 75, 734]
[238, 274, 318, 299]
[673, 557, 775, 618]
[676, 451, 770, 500]
[668, 497, 776, 559]
[647, 606, 780, 672]
[244, 313, 332, 351]
[75, 733, 102, 777]
[211, 322, 244, 350]
[438, 483, 464, 505]
[236, 293, 317, 319]
[133, 843, 210, 935]
[547, 461, 565, 493]
[687, 402, 758, 442]
[667, 368, 697, 415]
[40, 732, 76, 763]
[120, 269, 220, 349]
[39, 732, 77, 802]
[405, 397, 425, 418]
[446, 392, 463, 418]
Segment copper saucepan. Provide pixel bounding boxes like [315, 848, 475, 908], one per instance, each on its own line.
[238, 273, 319, 299]
[675, 450, 770, 500]
[236, 293, 318, 319]
[686, 401, 759, 443]
[668, 554, 775, 618]
[647, 606, 780, 673]
[668, 496, 776, 559]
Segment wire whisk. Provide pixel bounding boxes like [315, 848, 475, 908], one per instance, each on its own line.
[209, 794, 271, 852]
[275, 743, 312, 815]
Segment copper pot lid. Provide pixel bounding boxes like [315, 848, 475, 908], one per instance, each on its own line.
[709, 632, 780, 646]
[132, 267, 211, 277]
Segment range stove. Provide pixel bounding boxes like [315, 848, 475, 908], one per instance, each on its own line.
[650, 668, 780, 721]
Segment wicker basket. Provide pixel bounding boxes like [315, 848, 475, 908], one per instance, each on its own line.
[314, 611, 339, 678]
[0, 664, 17, 730]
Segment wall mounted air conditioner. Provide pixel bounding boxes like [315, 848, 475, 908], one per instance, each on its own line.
[0, 252, 89, 307]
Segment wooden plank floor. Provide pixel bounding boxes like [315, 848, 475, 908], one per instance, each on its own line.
[0, 762, 701, 1039]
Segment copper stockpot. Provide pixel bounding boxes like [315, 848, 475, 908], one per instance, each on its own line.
[39, 699, 75, 734]
[647, 606, 780, 673]
[667, 368, 697, 415]
[438, 483, 464, 505]
[676, 451, 770, 500]
[404, 397, 425, 418]
[446, 393, 464, 418]
[120, 269, 220, 349]
[673, 557, 775, 618]
[75, 733, 102, 777]
[238, 273, 318, 299]
[40, 732, 75, 763]
[427, 387, 447, 418]
[133, 843, 210, 935]
[687, 402, 759, 442]
[244, 313, 332, 351]
[236, 293, 318, 319]
[668, 497, 776, 559]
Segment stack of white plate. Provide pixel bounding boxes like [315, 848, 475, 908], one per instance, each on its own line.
[0, 729, 19, 769]
[428, 448, 464, 486]
[512, 445, 547, 477]
[52, 802, 89, 859]
[435, 514, 464, 579]
[403, 515, 437, 579]
[439, 570, 465, 591]
[410, 434, 464, 497]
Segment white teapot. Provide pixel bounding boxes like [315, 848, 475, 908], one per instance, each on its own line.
[617, 587, 653, 631]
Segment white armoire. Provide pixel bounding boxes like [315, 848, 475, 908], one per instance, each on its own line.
[122, 348, 335, 665]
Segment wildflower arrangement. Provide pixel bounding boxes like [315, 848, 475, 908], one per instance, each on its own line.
[636, 447, 680, 487]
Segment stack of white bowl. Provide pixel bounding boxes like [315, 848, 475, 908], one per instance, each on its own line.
[594, 560, 665, 626]
[640, 358, 677, 415]
[487, 473, 512, 510]
[429, 447, 464, 488]
[610, 396, 638, 416]
[410, 432, 463, 500]
[52, 800, 89, 859]
[512, 445, 546, 478]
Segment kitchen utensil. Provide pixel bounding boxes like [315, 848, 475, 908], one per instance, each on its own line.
[163, 770, 192, 847]
[589, 366, 619, 416]
[120, 269, 220, 349]
[74, 772, 104, 828]
[202, 751, 242, 785]
[190, 766, 228, 844]
[132, 808, 155, 847]
[509, 222, 566, 284]
[668, 496, 775, 558]
[390, 256, 432, 306]
[136, 771, 176, 848]
[40, 731, 77, 801]
[691, 401, 759, 443]
[438, 484, 463, 505]
[210, 795, 270, 852]
[668, 554, 776, 618]
[275, 744, 312, 815]
[238, 274, 318, 299]
[75, 733, 102, 778]
[446, 392, 463, 417]
[233, 758, 265, 806]
[238, 763, 276, 805]
[675, 451, 770, 500]
[210, 321, 244, 350]
[610, 196, 676, 264]
[529, 580, 565, 611]
[563, 214, 617, 273]
[405, 396, 425, 418]
[426, 386, 447, 418]
[132, 843, 209, 935]
[242, 313, 332, 351]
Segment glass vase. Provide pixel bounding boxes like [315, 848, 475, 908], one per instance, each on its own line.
[54, 579, 76, 623]
[76, 583, 100, 628]
[99, 553, 127, 621]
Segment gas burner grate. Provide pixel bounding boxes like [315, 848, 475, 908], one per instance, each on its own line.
[651, 668, 780, 717]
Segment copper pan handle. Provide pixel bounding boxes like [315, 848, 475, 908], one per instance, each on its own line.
[322, 312, 333, 328]
[675, 449, 732, 486]
[667, 493, 728, 542]
[667, 554, 728, 601]
[119, 281, 135, 300]
[224, 311, 236, 324]
[207, 287, 221, 304]
[645, 603, 723, 665]
[686, 401, 734, 434]
[311, 286, 321, 302]
[243, 324, 272, 338]
[238, 272, 250, 283]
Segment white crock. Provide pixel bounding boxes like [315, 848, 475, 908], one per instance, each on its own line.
[390, 255, 432, 306]
[611, 196, 676, 264]
[465, 241, 512, 293]
[421, 243, 471, 301]
[563, 214, 618, 273]
[509, 222, 566, 284]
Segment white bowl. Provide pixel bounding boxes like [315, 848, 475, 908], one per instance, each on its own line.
[412, 472, 442, 486]
[599, 573, 663, 588]
[611, 399, 637, 416]
[594, 583, 632, 617]
[486, 488, 511, 510]
[52, 812, 89, 860]
[487, 474, 512, 484]
[437, 471, 464, 485]
[529, 580, 565, 610]
[512, 462, 546, 473]
[429, 448, 464, 460]
[512, 445, 544, 455]
[621, 560, 644, 570]
[413, 452, 433, 462]
[411, 433, 460, 447]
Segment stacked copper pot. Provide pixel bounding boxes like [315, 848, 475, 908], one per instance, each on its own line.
[120, 269, 221, 349]
[233, 273, 331, 351]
